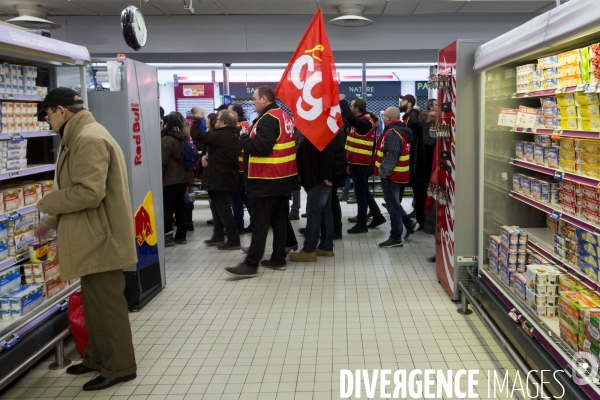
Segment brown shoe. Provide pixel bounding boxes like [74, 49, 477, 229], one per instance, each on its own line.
[289, 250, 317, 262]
[316, 249, 334, 257]
[348, 216, 358, 223]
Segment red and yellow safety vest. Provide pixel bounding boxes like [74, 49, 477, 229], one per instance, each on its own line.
[373, 123, 411, 184]
[345, 114, 375, 165]
[247, 108, 297, 179]
[237, 120, 251, 172]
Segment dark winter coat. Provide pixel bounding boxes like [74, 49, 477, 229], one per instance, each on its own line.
[296, 133, 334, 191]
[161, 129, 194, 187]
[195, 125, 240, 193]
[332, 127, 348, 188]
[403, 108, 429, 184]
[240, 102, 300, 198]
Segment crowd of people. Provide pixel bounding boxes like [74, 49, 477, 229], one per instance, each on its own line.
[159, 86, 438, 278]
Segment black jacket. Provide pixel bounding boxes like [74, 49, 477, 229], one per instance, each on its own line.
[297, 133, 335, 191]
[332, 127, 348, 188]
[403, 108, 427, 183]
[240, 103, 300, 198]
[196, 125, 240, 193]
[189, 117, 207, 154]
[339, 99, 373, 135]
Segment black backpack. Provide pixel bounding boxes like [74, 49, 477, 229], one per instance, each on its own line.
[169, 134, 200, 171]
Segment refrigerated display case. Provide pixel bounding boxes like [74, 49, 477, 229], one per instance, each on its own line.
[0, 25, 89, 390]
[475, 1, 600, 398]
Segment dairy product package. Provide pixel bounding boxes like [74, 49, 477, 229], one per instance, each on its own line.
[9, 284, 42, 317]
[8, 210, 37, 237]
[0, 265, 20, 296]
[42, 275, 66, 300]
[538, 56, 559, 69]
[12, 231, 35, 255]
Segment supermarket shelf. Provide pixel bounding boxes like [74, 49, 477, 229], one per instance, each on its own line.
[0, 253, 29, 275]
[514, 127, 600, 139]
[510, 190, 599, 234]
[479, 269, 600, 398]
[0, 131, 54, 140]
[0, 164, 54, 181]
[511, 159, 600, 187]
[484, 152, 512, 163]
[0, 204, 37, 223]
[0, 94, 44, 102]
[512, 85, 578, 99]
[0, 282, 80, 348]
[526, 227, 599, 292]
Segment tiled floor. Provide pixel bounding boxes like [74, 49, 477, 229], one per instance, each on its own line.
[1, 196, 524, 400]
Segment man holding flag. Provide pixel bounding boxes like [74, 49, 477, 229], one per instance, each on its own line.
[225, 86, 299, 278]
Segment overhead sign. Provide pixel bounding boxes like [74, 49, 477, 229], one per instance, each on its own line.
[338, 81, 401, 97]
[174, 82, 214, 99]
[416, 81, 429, 96]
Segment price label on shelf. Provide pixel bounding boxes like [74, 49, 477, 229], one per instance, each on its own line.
[549, 211, 562, 221]
[508, 308, 520, 322]
[551, 129, 562, 139]
[4, 94, 13, 99]
[576, 84, 588, 92]
[7, 211, 21, 222]
[515, 106, 538, 130]
[554, 171, 565, 181]
[9, 132, 23, 143]
[497, 108, 518, 128]
[521, 321, 534, 338]
[585, 83, 599, 94]
[555, 86, 566, 94]
[9, 172, 18, 178]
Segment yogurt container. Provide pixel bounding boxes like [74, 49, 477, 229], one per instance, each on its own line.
[516, 142, 524, 160]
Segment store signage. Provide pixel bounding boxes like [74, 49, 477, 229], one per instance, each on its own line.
[223, 81, 402, 99]
[0, 25, 90, 62]
[338, 81, 400, 97]
[415, 81, 429, 96]
[131, 103, 142, 165]
[183, 85, 205, 97]
[515, 106, 538, 129]
[174, 82, 214, 99]
[497, 108, 518, 127]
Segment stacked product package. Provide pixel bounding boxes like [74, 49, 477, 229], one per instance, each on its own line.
[515, 134, 560, 169]
[488, 227, 563, 316]
[551, 218, 600, 283]
[0, 62, 48, 96]
[0, 139, 27, 173]
[512, 172, 558, 204]
[0, 232, 64, 319]
[0, 180, 52, 215]
[516, 45, 600, 94]
[1, 102, 49, 134]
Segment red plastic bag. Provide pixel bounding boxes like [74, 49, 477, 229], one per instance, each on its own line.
[68, 292, 88, 358]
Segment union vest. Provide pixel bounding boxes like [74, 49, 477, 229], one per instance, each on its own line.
[247, 108, 297, 179]
[345, 114, 375, 166]
[373, 125, 411, 184]
[237, 120, 251, 172]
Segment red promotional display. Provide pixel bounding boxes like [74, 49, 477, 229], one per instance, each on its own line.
[275, 8, 343, 151]
[174, 82, 215, 112]
[436, 42, 457, 298]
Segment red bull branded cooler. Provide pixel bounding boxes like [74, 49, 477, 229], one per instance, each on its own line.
[87, 59, 165, 311]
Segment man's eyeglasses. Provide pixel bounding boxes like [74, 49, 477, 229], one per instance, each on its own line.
[44, 107, 58, 121]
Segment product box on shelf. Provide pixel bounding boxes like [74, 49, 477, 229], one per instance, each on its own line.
[581, 240, 600, 257]
[577, 228, 599, 245]
[0, 265, 20, 296]
[11, 230, 35, 255]
[560, 275, 586, 292]
[490, 254, 500, 274]
[31, 259, 59, 281]
[514, 274, 527, 300]
[560, 318, 580, 352]
[9, 284, 42, 318]
[8, 210, 37, 237]
[2, 187, 23, 212]
[501, 226, 520, 248]
[501, 263, 515, 287]
[41, 275, 65, 300]
[28, 241, 49, 262]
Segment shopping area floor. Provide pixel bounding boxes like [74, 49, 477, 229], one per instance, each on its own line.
[3, 196, 526, 400]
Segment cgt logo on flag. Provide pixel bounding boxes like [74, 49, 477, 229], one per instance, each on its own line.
[276, 8, 343, 151]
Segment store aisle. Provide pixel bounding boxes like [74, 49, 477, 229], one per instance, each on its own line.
[1, 197, 523, 400]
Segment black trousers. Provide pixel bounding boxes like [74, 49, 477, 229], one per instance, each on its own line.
[332, 186, 342, 235]
[163, 183, 188, 240]
[246, 195, 290, 266]
[413, 182, 428, 225]
[209, 190, 240, 245]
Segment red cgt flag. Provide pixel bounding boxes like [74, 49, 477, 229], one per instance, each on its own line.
[275, 8, 342, 151]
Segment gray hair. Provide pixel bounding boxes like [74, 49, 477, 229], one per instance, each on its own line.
[66, 103, 86, 114]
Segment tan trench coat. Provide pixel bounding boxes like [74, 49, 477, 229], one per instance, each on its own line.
[43, 110, 137, 280]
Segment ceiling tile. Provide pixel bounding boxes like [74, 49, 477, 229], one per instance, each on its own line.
[381, 0, 421, 14]
[459, 1, 554, 13]
[414, 1, 468, 14]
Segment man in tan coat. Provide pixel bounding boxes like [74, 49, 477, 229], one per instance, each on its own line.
[35, 88, 138, 391]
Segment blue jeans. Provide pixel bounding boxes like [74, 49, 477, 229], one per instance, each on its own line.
[381, 178, 415, 241]
[302, 182, 333, 253]
[231, 174, 253, 231]
[350, 165, 382, 227]
[341, 176, 352, 198]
